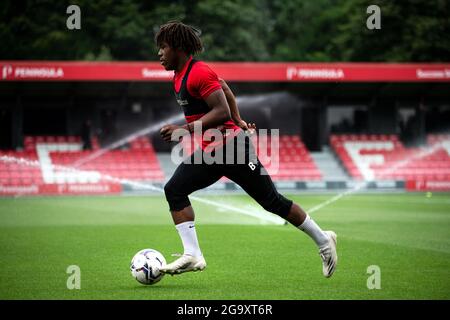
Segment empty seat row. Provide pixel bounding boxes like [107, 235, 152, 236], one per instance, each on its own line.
[331, 134, 450, 181]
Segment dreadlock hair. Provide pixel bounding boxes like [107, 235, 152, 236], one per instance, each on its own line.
[155, 21, 203, 56]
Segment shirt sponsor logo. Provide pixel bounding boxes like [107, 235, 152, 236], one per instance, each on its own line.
[177, 99, 189, 106]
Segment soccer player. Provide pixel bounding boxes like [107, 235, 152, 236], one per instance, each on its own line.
[156, 21, 337, 278]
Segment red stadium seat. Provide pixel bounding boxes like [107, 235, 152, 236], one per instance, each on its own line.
[330, 134, 450, 181]
[256, 135, 321, 181]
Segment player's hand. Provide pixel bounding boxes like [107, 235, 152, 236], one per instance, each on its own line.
[234, 119, 256, 134]
[160, 124, 182, 142]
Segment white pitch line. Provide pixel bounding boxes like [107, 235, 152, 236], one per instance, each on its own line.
[307, 141, 447, 215]
[0, 155, 283, 225]
[71, 113, 184, 168]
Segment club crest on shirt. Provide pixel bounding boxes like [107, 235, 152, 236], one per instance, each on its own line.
[177, 98, 188, 106]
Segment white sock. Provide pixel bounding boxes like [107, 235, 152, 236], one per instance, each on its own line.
[175, 221, 202, 257]
[298, 215, 329, 248]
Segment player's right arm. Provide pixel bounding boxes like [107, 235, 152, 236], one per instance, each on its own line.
[219, 78, 256, 132]
[193, 89, 232, 131]
[160, 89, 230, 142]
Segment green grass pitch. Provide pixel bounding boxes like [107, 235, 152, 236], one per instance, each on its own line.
[0, 192, 449, 299]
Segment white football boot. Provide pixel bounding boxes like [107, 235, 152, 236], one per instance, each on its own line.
[159, 254, 206, 275]
[319, 231, 338, 278]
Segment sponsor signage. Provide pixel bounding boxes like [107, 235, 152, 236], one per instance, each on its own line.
[2, 62, 449, 82]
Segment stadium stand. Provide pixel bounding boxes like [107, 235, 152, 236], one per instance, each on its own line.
[178, 133, 322, 181]
[0, 136, 165, 186]
[330, 134, 450, 181]
[4, 132, 450, 189]
[260, 135, 322, 181]
[1, 133, 323, 189]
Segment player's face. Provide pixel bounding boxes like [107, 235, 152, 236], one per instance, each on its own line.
[158, 42, 177, 71]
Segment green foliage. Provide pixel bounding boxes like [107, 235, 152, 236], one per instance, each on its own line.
[0, 0, 448, 61]
[193, 0, 271, 61]
[324, 0, 450, 62]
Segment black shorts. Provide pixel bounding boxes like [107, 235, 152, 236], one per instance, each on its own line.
[164, 130, 293, 217]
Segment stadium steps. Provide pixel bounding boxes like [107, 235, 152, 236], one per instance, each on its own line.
[311, 147, 350, 181]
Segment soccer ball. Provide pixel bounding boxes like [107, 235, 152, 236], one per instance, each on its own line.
[130, 249, 166, 285]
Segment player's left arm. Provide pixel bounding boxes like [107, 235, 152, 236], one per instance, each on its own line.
[219, 78, 256, 132]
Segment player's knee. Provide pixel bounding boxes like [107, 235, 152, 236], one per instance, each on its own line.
[163, 179, 182, 200]
[164, 180, 190, 212]
[163, 179, 176, 203]
[163, 180, 173, 197]
[260, 193, 292, 218]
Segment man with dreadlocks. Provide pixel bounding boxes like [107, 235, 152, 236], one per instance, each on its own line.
[156, 21, 338, 277]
